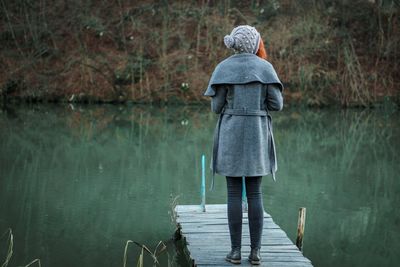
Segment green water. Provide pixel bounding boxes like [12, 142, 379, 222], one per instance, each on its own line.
[0, 104, 399, 267]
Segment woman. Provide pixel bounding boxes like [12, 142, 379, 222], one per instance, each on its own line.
[203, 25, 283, 265]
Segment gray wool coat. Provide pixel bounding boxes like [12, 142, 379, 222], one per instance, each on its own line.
[203, 53, 283, 189]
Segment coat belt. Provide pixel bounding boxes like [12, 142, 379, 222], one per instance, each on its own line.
[223, 108, 267, 116]
[210, 107, 277, 191]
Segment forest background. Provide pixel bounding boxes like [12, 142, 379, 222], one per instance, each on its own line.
[1, 0, 399, 107]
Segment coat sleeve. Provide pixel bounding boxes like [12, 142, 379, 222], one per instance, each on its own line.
[265, 84, 283, 111]
[211, 85, 228, 114]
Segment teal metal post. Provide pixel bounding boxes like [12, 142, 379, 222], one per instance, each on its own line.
[201, 154, 206, 212]
[242, 176, 248, 212]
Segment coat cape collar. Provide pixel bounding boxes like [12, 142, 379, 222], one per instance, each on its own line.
[204, 53, 283, 96]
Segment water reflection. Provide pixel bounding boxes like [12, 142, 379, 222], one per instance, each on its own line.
[0, 105, 399, 267]
[270, 108, 400, 267]
[0, 104, 212, 267]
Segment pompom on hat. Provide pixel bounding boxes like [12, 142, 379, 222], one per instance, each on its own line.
[224, 25, 261, 54]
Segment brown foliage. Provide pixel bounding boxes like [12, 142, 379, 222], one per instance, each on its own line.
[0, 0, 399, 106]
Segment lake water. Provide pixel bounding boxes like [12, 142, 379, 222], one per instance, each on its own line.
[0, 104, 399, 267]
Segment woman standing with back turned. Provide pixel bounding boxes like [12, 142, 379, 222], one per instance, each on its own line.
[203, 25, 284, 265]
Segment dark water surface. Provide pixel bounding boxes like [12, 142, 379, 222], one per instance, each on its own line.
[0, 104, 399, 267]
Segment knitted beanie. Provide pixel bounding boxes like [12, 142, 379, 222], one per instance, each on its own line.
[224, 25, 261, 54]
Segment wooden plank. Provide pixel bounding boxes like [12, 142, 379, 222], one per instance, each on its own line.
[190, 251, 309, 259]
[197, 261, 313, 267]
[185, 238, 295, 246]
[177, 217, 273, 224]
[182, 230, 290, 238]
[186, 242, 299, 251]
[175, 204, 313, 267]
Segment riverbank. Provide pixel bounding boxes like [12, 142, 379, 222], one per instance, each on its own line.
[1, 93, 398, 111]
[1, 1, 399, 107]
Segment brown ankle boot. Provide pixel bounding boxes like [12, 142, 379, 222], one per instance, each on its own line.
[225, 247, 241, 264]
[248, 247, 261, 265]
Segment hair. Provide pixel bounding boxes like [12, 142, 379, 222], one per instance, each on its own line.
[256, 38, 268, 60]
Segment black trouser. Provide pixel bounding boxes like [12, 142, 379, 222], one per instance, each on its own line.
[226, 176, 264, 250]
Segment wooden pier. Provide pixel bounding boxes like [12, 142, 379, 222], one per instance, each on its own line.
[174, 204, 313, 267]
